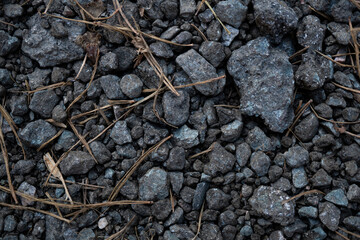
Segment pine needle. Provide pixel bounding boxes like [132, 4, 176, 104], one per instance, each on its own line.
[338, 227, 360, 239]
[37, 129, 64, 152]
[192, 202, 205, 240]
[282, 189, 324, 204]
[189, 142, 215, 159]
[106, 216, 136, 240]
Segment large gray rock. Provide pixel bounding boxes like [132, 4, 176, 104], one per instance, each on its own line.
[227, 37, 294, 132]
[0, 30, 20, 56]
[19, 120, 57, 148]
[253, 0, 298, 43]
[176, 49, 225, 96]
[22, 14, 85, 67]
[215, 0, 247, 28]
[59, 151, 96, 176]
[249, 186, 295, 225]
[29, 90, 60, 118]
[139, 167, 168, 201]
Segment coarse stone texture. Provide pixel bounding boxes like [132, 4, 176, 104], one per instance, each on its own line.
[22, 14, 85, 67]
[203, 142, 236, 177]
[120, 74, 143, 99]
[253, 0, 298, 43]
[172, 125, 199, 149]
[29, 90, 60, 118]
[284, 145, 309, 168]
[214, 0, 247, 28]
[165, 147, 186, 171]
[59, 151, 96, 176]
[319, 202, 341, 231]
[206, 188, 231, 210]
[176, 49, 225, 96]
[139, 168, 168, 201]
[12, 160, 36, 175]
[19, 120, 57, 148]
[199, 41, 226, 68]
[99, 75, 125, 100]
[162, 90, 190, 126]
[347, 184, 360, 202]
[294, 113, 319, 142]
[227, 37, 294, 132]
[249, 186, 295, 226]
[344, 216, 360, 232]
[89, 141, 111, 164]
[292, 167, 308, 189]
[297, 15, 326, 50]
[17, 181, 37, 206]
[0, 30, 20, 57]
[324, 189, 348, 207]
[338, 143, 360, 162]
[110, 121, 132, 145]
[250, 152, 271, 177]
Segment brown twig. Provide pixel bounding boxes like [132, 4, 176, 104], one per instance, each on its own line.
[191, 24, 208, 41]
[106, 216, 136, 240]
[189, 142, 215, 159]
[315, 50, 354, 68]
[289, 46, 309, 60]
[282, 189, 324, 204]
[338, 227, 360, 239]
[37, 129, 64, 152]
[285, 99, 313, 137]
[192, 202, 205, 240]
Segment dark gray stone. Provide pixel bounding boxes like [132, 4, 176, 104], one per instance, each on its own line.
[294, 113, 319, 142]
[169, 172, 183, 195]
[4, 215, 17, 232]
[283, 218, 307, 237]
[227, 37, 294, 132]
[326, 93, 346, 108]
[22, 14, 85, 67]
[166, 147, 186, 170]
[199, 41, 226, 68]
[176, 49, 225, 96]
[253, 0, 298, 43]
[284, 145, 309, 168]
[162, 90, 190, 126]
[0, 30, 20, 57]
[113, 46, 137, 71]
[99, 75, 125, 100]
[292, 167, 308, 189]
[338, 143, 360, 162]
[269, 231, 286, 240]
[179, 0, 196, 19]
[164, 207, 184, 227]
[319, 202, 340, 231]
[120, 74, 143, 99]
[169, 224, 195, 239]
[297, 15, 326, 50]
[298, 206, 318, 218]
[192, 182, 209, 210]
[9, 95, 28, 116]
[110, 121, 132, 145]
[12, 160, 36, 175]
[72, 61, 92, 83]
[303, 227, 327, 240]
[246, 126, 274, 152]
[347, 184, 360, 202]
[220, 119, 243, 142]
[27, 68, 52, 90]
[180, 186, 195, 203]
[150, 41, 174, 59]
[199, 223, 222, 240]
[206, 188, 231, 210]
[342, 107, 360, 122]
[77, 228, 95, 240]
[344, 216, 360, 231]
[236, 142, 251, 167]
[161, 0, 178, 20]
[120, 180, 138, 200]
[56, 130, 77, 152]
[151, 199, 172, 220]
[250, 152, 270, 177]
[204, 142, 236, 177]
[215, 0, 247, 28]
[29, 90, 60, 118]
[314, 103, 333, 119]
[52, 105, 67, 123]
[173, 125, 199, 148]
[59, 151, 96, 176]
[139, 167, 168, 201]
[325, 189, 348, 207]
[0, 68, 13, 87]
[18, 181, 36, 206]
[222, 25, 239, 47]
[249, 186, 295, 226]
[19, 120, 57, 148]
[135, 58, 168, 89]
[240, 225, 253, 237]
[327, 22, 351, 45]
[90, 141, 111, 164]
[99, 52, 118, 73]
[4, 4, 23, 18]
[143, 122, 169, 145]
[311, 169, 332, 187]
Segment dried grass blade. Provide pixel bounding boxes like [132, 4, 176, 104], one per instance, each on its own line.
[349, 19, 360, 78]
[338, 227, 360, 239]
[310, 105, 360, 124]
[192, 202, 205, 240]
[46, 119, 67, 128]
[282, 189, 324, 204]
[335, 231, 351, 240]
[71, 104, 113, 120]
[106, 216, 136, 240]
[0, 105, 26, 159]
[45, 192, 63, 217]
[285, 99, 313, 137]
[289, 46, 309, 60]
[108, 135, 172, 201]
[25, 82, 72, 94]
[37, 129, 64, 152]
[75, 53, 88, 80]
[107, 100, 135, 105]
[191, 24, 208, 41]
[315, 50, 354, 68]
[332, 81, 360, 94]
[0, 202, 71, 223]
[94, 103, 111, 125]
[204, 0, 230, 34]
[190, 142, 215, 159]
[349, 0, 360, 10]
[0, 20, 17, 28]
[68, 120, 97, 163]
[44, 153, 73, 204]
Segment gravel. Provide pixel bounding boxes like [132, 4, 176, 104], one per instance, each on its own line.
[59, 151, 96, 176]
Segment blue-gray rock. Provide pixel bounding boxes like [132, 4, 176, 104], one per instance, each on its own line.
[199, 223, 222, 240]
[56, 130, 77, 151]
[215, 0, 247, 28]
[169, 224, 195, 239]
[139, 167, 168, 201]
[176, 49, 225, 96]
[269, 231, 286, 240]
[344, 216, 360, 231]
[9, 95, 28, 116]
[303, 227, 327, 240]
[298, 206, 318, 218]
[18, 181, 36, 206]
[292, 167, 308, 188]
[204, 142, 236, 177]
[283, 218, 307, 237]
[327, 22, 351, 45]
[169, 172, 183, 195]
[151, 199, 172, 220]
[165, 147, 186, 171]
[295, 52, 333, 90]
[192, 182, 209, 210]
[325, 189, 348, 207]
[297, 15, 326, 50]
[164, 207, 184, 227]
[246, 126, 275, 151]
[0, 30, 20, 56]
[120, 180, 138, 200]
[250, 151, 271, 177]
[236, 142, 251, 167]
[110, 121, 132, 145]
[90, 141, 111, 164]
[206, 188, 231, 210]
[347, 184, 360, 202]
[135, 56, 168, 89]
[19, 120, 57, 148]
[253, 0, 298, 43]
[179, 0, 196, 19]
[99, 75, 125, 100]
[222, 24, 239, 47]
[144, 122, 169, 145]
[59, 151, 96, 176]
[22, 14, 85, 67]
[29, 90, 60, 118]
[249, 186, 295, 226]
[113, 46, 137, 71]
[120, 74, 143, 98]
[311, 169, 332, 187]
[149, 41, 174, 59]
[220, 119, 243, 142]
[99, 52, 118, 73]
[172, 125, 199, 149]
[77, 228, 95, 240]
[0, 68, 13, 87]
[4, 215, 17, 232]
[27, 68, 52, 90]
[319, 202, 340, 231]
[199, 41, 226, 68]
[284, 145, 309, 168]
[294, 113, 319, 142]
[240, 225, 253, 237]
[227, 37, 294, 132]
[338, 143, 360, 162]
[12, 160, 36, 175]
[162, 90, 190, 126]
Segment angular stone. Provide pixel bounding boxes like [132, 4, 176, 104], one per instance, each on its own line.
[297, 15, 326, 50]
[173, 125, 199, 148]
[199, 41, 226, 68]
[284, 145, 309, 168]
[29, 90, 59, 118]
[176, 49, 225, 96]
[120, 74, 143, 99]
[319, 202, 340, 231]
[294, 113, 319, 142]
[59, 151, 96, 176]
[110, 121, 132, 145]
[227, 37, 294, 132]
[99, 75, 125, 100]
[325, 189, 348, 207]
[250, 151, 271, 177]
[139, 167, 168, 201]
[204, 142, 236, 177]
[249, 186, 295, 226]
[162, 90, 190, 126]
[206, 188, 231, 210]
[215, 0, 247, 28]
[0, 30, 20, 57]
[19, 120, 57, 148]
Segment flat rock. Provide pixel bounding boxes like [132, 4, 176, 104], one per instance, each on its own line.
[249, 186, 295, 226]
[227, 37, 294, 132]
[19, 120, 57, 148]
[59, 151, 96, 176]
[176, 49, 225, 96]
[22, 14, 85, 67]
